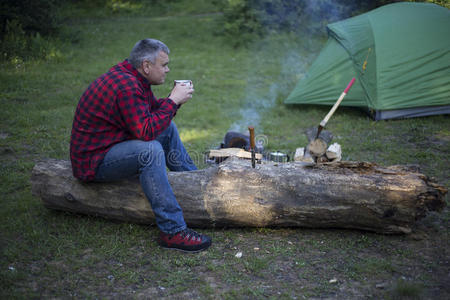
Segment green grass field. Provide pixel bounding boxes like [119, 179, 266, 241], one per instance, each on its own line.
[1, 1, 449, 298]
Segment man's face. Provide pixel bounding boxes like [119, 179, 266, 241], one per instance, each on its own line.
[143, 51, 170, 85]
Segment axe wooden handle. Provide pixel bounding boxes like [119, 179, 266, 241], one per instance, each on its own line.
[319, 78, 356, 127]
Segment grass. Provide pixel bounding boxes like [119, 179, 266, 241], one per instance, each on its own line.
[389, 279, 424, 300]
[1, 0, 449, 299]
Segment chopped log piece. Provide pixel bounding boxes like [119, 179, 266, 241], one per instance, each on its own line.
[308, 138, 328, 157]
[326, 143, 342, 161]
[295, 147, 315, 163]
[301, 156, 315, 163]
[294, 147, 305, 161]
[209, 148, 263, 160]
[301, 153, 315, 163]
[31, 158, 447, 234]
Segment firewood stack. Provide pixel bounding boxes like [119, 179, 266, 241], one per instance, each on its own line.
[295, 128, 342, 163]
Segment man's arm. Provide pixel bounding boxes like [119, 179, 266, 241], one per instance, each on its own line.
[117, 88, 178, 141]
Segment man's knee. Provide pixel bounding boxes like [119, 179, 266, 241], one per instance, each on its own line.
[167, 122, 179, 136]
[137, 140, 165, 168]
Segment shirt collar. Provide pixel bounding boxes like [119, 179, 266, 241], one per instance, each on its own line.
[119, 59, 151, 89]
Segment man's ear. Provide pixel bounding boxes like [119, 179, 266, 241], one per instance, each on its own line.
[143, 60, 153, 75]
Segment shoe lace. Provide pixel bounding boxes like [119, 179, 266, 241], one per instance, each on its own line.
[180, 228, 202, 242]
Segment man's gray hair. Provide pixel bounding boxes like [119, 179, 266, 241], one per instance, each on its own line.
[129, 39, 170, 68]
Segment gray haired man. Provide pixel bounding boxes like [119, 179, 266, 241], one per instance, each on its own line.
[70, 39, 212, 252]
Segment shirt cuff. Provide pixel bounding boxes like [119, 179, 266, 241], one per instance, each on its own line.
[166, 98, 178, 108]
[165, 98, 180, 115]
[166, 98, 181, 110]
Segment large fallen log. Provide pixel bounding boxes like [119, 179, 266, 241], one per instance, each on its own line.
[31, 158, 447, 234]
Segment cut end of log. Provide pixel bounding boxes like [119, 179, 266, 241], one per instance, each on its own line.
[326, 143, 342, 160]
[308, 138, 328, 157]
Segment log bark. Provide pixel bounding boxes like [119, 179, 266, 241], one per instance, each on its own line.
[31, 158, 447, 234]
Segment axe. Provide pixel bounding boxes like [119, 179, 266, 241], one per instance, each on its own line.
[315, 78, 356, 139]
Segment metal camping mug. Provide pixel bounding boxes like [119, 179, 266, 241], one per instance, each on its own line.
[174, 80, 192, 88]
[269, 151, 288, 163]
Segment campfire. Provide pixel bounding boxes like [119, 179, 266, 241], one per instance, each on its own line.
[207, 130, 263, 165]
[207, 127, 342, 165]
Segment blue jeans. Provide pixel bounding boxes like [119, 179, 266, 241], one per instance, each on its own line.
[94, 122, 197, 234]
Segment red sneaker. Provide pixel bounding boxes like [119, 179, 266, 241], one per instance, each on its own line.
[158, 228, 212, 252]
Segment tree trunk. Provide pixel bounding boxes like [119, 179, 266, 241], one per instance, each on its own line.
[31, 158, 447, 234]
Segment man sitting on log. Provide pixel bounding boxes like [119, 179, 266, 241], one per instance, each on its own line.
[70, 38, 212, 252]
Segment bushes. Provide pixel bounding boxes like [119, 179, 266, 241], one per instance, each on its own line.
[213, 0, 447, 47]
[0, 0, 64, 63]
[0, 0, 220, 63]
[0, 0, 61, 37]
[418, 0, 450, 8]
[213, 0, 374, 46]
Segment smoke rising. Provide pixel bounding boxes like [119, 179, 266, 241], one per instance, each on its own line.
[227, 0, 372, 133]
[228, 39, 316, 133]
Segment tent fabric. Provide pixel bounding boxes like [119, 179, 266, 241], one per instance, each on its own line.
[373, 105, 450, 120]
[284, 2, 450, 119]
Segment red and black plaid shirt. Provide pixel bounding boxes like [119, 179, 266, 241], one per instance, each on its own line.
[70, 59, 178, 181]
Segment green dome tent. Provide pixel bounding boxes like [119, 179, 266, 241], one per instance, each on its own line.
[284, 2, 450, 120]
